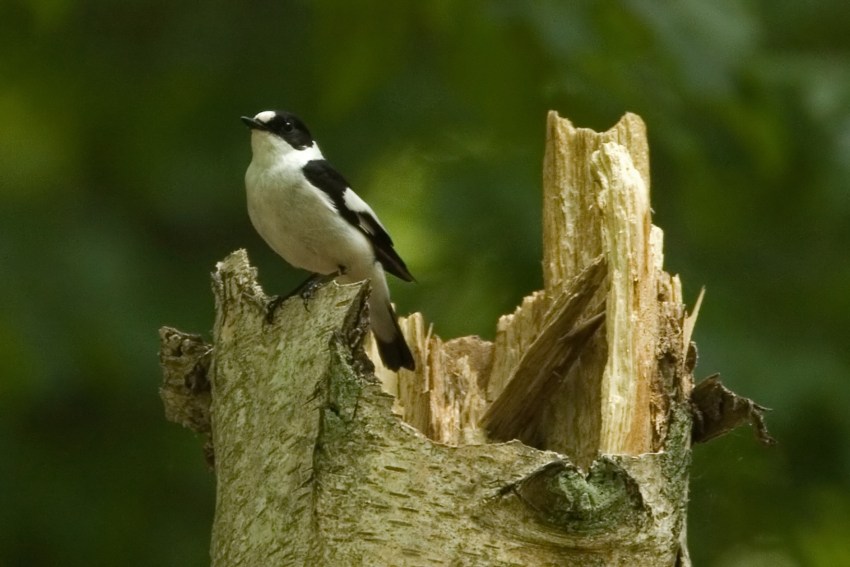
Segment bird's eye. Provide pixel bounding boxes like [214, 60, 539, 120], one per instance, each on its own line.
[282, 121, 294, 133]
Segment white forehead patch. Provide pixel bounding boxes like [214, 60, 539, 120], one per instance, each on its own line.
[254, 110, 276, 124]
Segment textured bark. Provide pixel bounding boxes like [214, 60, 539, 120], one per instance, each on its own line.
[171, 250, 690, 566]
[159, 111, 772, 566]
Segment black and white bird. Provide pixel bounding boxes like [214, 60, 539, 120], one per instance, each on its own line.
[241, 110, 415, 371]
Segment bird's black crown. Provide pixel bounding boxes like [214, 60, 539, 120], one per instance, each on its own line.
[242, 110, 314, 150]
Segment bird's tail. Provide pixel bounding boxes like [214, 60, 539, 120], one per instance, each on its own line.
[374, 302, 415, 372]
[361, 262, 415, 372]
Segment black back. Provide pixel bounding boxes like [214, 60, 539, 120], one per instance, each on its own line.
[302, 159, 415, 283]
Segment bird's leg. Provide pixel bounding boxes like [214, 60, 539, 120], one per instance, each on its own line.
[295, 273, 334, 308]
[264, 274, 323, 323]
[264, 295, 288, 324]
[265, 268, 348, 323]
[298, 266, 349, 306]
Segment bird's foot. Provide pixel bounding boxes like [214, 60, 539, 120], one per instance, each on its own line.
[297, 276, 327, 309]
[280, 271, 341, 311]
[265, 295, 286, 324]
[273, 269, 347, 315]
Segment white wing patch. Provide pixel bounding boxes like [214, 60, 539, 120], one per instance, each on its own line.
[342, 188, 388, 235]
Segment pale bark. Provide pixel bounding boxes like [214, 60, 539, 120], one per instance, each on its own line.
[159, 111, 772, 566]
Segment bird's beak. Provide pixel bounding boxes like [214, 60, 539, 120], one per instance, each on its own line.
[241, 116, 267, 131]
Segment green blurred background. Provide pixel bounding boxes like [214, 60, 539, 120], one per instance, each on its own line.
[2, 0, 849, 565]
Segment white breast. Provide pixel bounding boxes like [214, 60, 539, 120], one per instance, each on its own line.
[245, 137, 375, 279]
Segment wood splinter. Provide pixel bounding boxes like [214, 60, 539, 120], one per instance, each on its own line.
[482, 256, 607, 445]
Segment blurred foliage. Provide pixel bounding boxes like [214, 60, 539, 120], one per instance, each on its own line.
[1, 0, 848, 565]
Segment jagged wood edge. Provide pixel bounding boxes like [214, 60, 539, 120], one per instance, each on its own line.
[482, 256, 606, 443]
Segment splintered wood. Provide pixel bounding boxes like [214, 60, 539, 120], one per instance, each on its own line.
[370, 112, 692, 470]
[481, 258, 606, 445]
[367, 316, 493, 445]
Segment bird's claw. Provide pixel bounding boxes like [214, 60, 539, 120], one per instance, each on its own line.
[299, 276, 326, 311]
[272, 271, 342, 317]
[265, 295, 286, 324]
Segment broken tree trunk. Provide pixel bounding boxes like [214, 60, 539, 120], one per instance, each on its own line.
[160, 112, 771, 566]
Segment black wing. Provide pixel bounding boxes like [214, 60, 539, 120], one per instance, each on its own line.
[302, 159, 414, 282]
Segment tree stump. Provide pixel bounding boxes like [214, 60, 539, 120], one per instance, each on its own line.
[160, 111, 772, 566]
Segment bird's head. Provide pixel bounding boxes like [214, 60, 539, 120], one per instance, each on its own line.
[241, 110, 314, 158]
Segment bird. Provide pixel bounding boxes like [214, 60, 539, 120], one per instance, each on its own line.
[241, 110, 415, 371]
